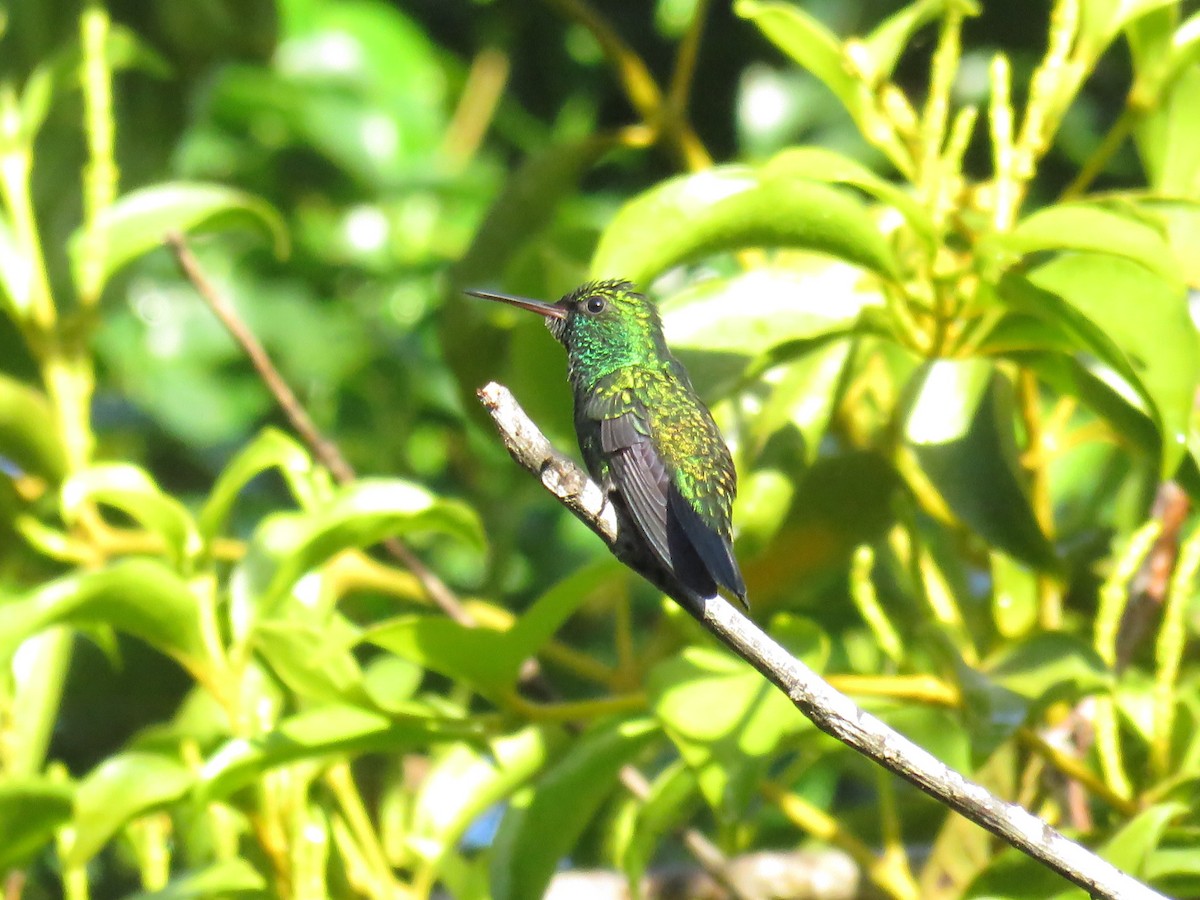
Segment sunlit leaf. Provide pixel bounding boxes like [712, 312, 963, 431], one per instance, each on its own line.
[68, 752, 194, 864]
[1098, 801, 1188, 874]
[0, 559, 206, 673]
[409, 725, 567, 867]
[1078, 0, 1178, 60]
[0, 374, 66, 481]
[735, 468, 796, 555]
[253, 620, 373, 708]
[997, 203, 1183, 287]
[982, 632, 1111, 706]
[1028, 254, 1200, 477]
[240, 478, 484, 617]
[0, 779, 73, 872]
[67, 182, 289, 298]
[659, 267, 875, 397]
[648, 645, 816, 816]
[592, 166, 899, 285]
[122, 859, 267, 900]
[198, 704, 482, 800]
[764, 146, 933, 240]
[0, 211, 35, 318]
[490, 717, 659, 900]
[734, 0, 861, 116]
[859, 0, 978, 85]
[613, 759, 702, 891]
[367, 559, 622, 698]
[905, 359, 1057, 568]
[748, 339, 854, 462]
[990, 551, 1039, 640]
[62, 464, 201, 567]
[199, 428, 322, 542]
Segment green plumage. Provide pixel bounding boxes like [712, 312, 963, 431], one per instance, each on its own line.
[468, 279, 746, 609]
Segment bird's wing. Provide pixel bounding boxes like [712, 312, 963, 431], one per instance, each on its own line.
[597, 407, 674, 568]
[586, 382, 741, 603]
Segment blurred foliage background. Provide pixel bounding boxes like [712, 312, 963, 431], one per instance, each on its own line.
[2, 0, 1200, 897]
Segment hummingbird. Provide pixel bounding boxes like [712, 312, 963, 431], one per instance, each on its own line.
[468, 279, 747, 612]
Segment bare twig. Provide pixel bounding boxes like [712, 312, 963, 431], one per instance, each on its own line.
[166, 232, 472, 625]
[477, 381, 1168, 900]
[1118, 481, 1189, 670]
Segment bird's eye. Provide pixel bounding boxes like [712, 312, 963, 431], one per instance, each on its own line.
[585, 295, 607, 314]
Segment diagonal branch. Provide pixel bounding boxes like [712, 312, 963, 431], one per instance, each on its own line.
[477, 380, 1168, 900]
[166, 232, 472, 626]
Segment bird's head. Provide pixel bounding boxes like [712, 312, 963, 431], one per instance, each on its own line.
[467, 279, 668, 381]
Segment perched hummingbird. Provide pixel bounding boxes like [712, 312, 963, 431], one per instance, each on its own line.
[468, 279, 747, 612]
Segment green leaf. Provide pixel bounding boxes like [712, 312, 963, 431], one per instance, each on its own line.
[67, 182, 289, 298]
[62, 464, 201, 568]
[990, 551, 1038, 640]
[659, 268, 874, 397]
[748, 339, 854, 463]
[878, 705, 972, 774]
[994, 273, 1147, 397]
[198, 704, 481, 801]
[199, 428, 321, 542]
[965, 847, 1083, 899]
[591, 166, 899, 285]
[409, 725, 567, 867]
[859, 0, 978, 86]
[997, 203, 1183, 287]
[734, 468, 796, 555]
[367, 559, 622, 698]
[254, 620, 374, 708]
[613, 759, 702, 891]
[1078, 0, 1178, 60]
[361, 654, 424, 712]
[123, 859, 267, 900]
[68, 751, 194, 865]
[1098, 802, 1187, 875]
[0, 559, 206, 673]
[734, 1, 861, 118]
[490, 717, 659, 900]
[905, 359, 1057, 568]
[763, 146, 933, 240]
[648, 645, 814, 817]
[0, 779, 73, 872]
[1028, 254, 1200, 477]
[0, 374, 66, 481]
[982, 632, 1111, 707]
[367, 616, 510, 699]
[240, 478, 484, 619]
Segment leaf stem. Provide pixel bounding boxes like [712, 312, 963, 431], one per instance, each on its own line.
[763, 780, 919, 900]
[78, 1, 118, 307]
[541, 0, 711, 170]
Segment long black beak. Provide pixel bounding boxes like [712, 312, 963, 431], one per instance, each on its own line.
[465, 288, 568, 320]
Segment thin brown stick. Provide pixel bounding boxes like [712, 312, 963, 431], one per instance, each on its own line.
[477, 380, 1169, 900]
[165, 232, 472, 625]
